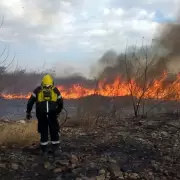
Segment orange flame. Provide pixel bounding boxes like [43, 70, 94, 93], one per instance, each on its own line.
[1, 73, 180, 100]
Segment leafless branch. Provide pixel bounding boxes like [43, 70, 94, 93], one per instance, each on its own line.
[0, 15, 4, 29]
[0, 44, 8, 61]
[5, 53, 16, 70]
[0, 16, 16, 93]
[0, 45, 10, 65]
[123, 37, 165, 117]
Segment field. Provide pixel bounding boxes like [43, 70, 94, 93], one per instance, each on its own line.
[0, 95, 179, 121]
[0, 98, 77, 121]
[0, 96, 180, 179]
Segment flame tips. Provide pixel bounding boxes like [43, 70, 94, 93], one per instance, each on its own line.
[1, 73, 180, 101]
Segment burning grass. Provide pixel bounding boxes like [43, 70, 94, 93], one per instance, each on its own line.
[0, 120, 39, 147]
[1, 72, 180, 100]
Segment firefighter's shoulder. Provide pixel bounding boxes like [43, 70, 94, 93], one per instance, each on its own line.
[52, 86, 59, 93]
[31, 86, 42, 97]
[53, 86, 62, 97]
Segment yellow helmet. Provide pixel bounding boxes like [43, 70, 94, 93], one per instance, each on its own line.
[41, 74, 54, 86]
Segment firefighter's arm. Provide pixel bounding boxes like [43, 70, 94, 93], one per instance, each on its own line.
[26, 88, 38, 113]
[54, 87, 64, 114]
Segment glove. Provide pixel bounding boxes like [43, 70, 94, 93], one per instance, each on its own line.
[26, 112, 32, 120]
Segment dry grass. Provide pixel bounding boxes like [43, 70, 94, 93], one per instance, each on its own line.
[0, 117, 86, 147]
[0, 120, 39, 147]
[0, 113, 108, 147]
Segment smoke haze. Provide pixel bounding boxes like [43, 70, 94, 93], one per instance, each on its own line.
[1, 6, 180, 94]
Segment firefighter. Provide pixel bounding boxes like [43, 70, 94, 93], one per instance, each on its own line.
[26, 74, 64, 158]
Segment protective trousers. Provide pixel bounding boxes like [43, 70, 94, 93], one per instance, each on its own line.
[37, 112, 60, 153]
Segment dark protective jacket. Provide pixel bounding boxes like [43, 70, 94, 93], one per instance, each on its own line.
[26, 86, 63, 116]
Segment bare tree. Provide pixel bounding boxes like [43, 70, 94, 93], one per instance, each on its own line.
[123, 38, 168, 117]
[0, 16, 16, 93]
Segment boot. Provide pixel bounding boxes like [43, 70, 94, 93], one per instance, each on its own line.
[52, 144, 61, 157]
[40, 145, 48, 160]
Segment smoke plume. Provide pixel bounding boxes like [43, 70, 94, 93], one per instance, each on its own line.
[1, 7, 180, 94]
[93, 9, 180, 82]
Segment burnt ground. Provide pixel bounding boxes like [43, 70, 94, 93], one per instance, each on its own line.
[0, 115, 180, 180]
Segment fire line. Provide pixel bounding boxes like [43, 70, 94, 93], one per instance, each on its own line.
[1, 73, 180, 100]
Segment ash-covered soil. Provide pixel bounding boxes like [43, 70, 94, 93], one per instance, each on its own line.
[0, 115, 180, 180]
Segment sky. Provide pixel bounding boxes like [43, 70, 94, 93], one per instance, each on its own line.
[0, 0, 178, 77]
